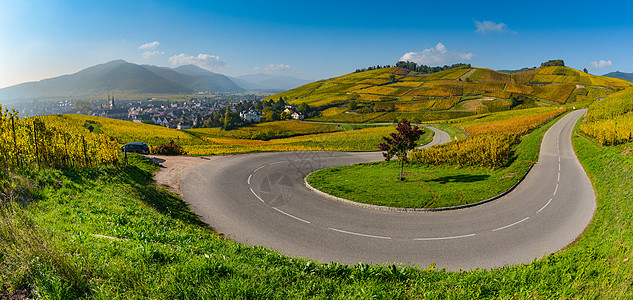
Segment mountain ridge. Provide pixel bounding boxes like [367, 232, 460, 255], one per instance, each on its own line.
[0, 60, 311, 103]
[603, 71, 633, 83]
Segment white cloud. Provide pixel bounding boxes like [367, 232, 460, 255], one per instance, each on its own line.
[474, 20, 512, 34]
[141, 50, 164, 59]
[265, 64, 290, 71]
[254, 63, 292, 74]
[591, 60, 613, 69]
[399, 43, 474, 66]
[138, 41, 160, 50]
[169, 53, 226, 70]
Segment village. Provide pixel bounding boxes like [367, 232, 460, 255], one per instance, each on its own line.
[14, 94, 307, 130]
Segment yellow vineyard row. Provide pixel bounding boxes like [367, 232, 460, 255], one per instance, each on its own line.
[0, 107, 119, 170]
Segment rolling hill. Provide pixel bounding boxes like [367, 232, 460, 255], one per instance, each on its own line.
[265, 65, 633, 123]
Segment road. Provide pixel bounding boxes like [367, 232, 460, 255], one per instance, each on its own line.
[181, 110, 595, 270]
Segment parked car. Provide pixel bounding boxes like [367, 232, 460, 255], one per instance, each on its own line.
[120, 142, 150, 154]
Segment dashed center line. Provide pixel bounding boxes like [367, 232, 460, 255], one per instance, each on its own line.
[328, 227, 392, 240]
[414, 233, 476, 241]
[553, 183, 559, 196]
[537, 198, 553, 214]
[273, 207, 310, 224]
[492, 217, 530, 232]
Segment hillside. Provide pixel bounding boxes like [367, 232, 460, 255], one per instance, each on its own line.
[0, 60, 243, 102]
[266, 66, 632, 122]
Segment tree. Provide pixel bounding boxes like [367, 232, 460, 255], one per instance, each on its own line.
[583, 68, 589, 73]
[378, 120, 424, 181]
[222, 106, 241, 130]
[541, 59, 565, 67]
[298, 102, 310, 115]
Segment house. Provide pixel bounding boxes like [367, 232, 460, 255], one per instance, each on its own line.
[291, 112, 304, 120]
[240, 110, 262, 122]
[177, 122, 191, 130]
[151, 116, 170, 127]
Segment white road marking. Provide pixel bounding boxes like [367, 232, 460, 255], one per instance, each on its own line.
[554, 184, 559, 196]
[249, 187, 265, 203]
[328, 227, 391, 240]
[492, 217, 530, 232]
[537, 198, 553, 214]
[248, 174, 252, 185]
[558, 164, 561, 171]
[414, 233, 476, 241]
[253, 165, 266, 174]
[272, 207, 310, 224]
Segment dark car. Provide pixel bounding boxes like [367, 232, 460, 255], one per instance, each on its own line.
[121, 142, 150, 154]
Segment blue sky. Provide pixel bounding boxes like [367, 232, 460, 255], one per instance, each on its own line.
[1, 0, 632, 88]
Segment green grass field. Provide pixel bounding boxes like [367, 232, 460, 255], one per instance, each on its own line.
[187, 120, 341, 140]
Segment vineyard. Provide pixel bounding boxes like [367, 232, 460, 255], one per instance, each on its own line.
[411, 108, 567, 167]
[580, 88, 633, 145]
[0, 106, 119, 170]
[411, 133, 519, 167]
[261, 65, 630, 124]
[464, 109, 567, 136]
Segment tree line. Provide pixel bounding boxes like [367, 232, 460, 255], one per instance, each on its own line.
[354, 62, 471, 74]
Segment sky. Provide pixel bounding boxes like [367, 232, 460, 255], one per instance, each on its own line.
[1, 0, 632, 89]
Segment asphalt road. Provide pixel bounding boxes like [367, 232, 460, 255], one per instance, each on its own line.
[181, 111, 595, 270]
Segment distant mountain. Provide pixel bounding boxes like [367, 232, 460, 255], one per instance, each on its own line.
[0, 60, 242, 103]
[603, 71, 633, 83]
[231, 74, 311, 91]
[143, 64, 242, 94]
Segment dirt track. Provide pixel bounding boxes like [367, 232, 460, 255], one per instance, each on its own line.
[151, 155, 216, 194]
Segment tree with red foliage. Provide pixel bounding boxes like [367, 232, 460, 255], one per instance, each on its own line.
[378, 120, 424, 181]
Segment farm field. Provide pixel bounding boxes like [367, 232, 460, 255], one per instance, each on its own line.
[580, 87, 633, 145]
[44, 114, 399, 155]
[187, 120, 341, 140]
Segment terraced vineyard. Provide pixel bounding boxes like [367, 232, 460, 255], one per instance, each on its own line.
[266, 66, 632, 123]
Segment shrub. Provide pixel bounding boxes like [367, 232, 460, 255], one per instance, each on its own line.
[152, 140, 185, 155]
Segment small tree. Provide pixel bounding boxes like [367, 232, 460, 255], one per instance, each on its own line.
[378, 120, 423, 181]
